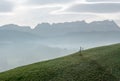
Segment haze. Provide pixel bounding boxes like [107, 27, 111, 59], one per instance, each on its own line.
[0, 0, 120, 27]
[0, 0, 120, 72]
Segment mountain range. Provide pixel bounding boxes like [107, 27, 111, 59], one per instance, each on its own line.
[0, 20, 120, 48]
[34, 20, 120, 36]
[0, 20, 120, 37]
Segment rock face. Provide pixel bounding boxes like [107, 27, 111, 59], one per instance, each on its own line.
[33, 20, 120, 36]
[0, 20, 120, 37]
[0, 20, 119, 40]
[34, 20, 120, 32]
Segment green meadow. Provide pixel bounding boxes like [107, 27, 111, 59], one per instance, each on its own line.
[0, 44, 120, 81]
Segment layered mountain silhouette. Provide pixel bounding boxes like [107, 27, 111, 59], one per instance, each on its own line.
[0, 20, 119, 44]
[1, 20, 119, 37]
[34, 20, 120, 36]
[0, 20, 120, 34]
[34, 20, 120, 32]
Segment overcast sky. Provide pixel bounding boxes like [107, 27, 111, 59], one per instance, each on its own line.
[0, 0, 120, 28]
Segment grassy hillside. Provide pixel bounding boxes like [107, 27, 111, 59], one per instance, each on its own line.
[0, 44, 120, 81]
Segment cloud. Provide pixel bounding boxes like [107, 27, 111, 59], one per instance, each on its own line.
[64, 3, 120, 13]
[26, 0, 74, 5]
[87, 0, 120, 2]
[0, 0, 120, 27]
[0, 0, 14, 12]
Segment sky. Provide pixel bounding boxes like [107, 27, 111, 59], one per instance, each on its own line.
[0, 0, 120, 28]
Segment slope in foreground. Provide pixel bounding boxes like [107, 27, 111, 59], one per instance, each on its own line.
[0, 44, 120, 81]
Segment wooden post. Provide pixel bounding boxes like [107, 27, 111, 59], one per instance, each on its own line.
[79, 47, 83, 56]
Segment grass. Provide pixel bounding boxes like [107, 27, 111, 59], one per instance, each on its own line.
[0, 44, 120, 81]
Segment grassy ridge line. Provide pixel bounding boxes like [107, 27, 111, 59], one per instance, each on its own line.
[0, 43, 120, 81]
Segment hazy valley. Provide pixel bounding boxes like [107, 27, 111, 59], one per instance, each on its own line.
[0, 20, 120, 72]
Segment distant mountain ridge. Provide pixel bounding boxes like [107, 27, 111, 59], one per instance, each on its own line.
[34, 20, 120, 32]
[33, 20, 120, 36]
[0, 24, 31, 32]
[0, 20, 120, 39]
[0, 20, 120, 32]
